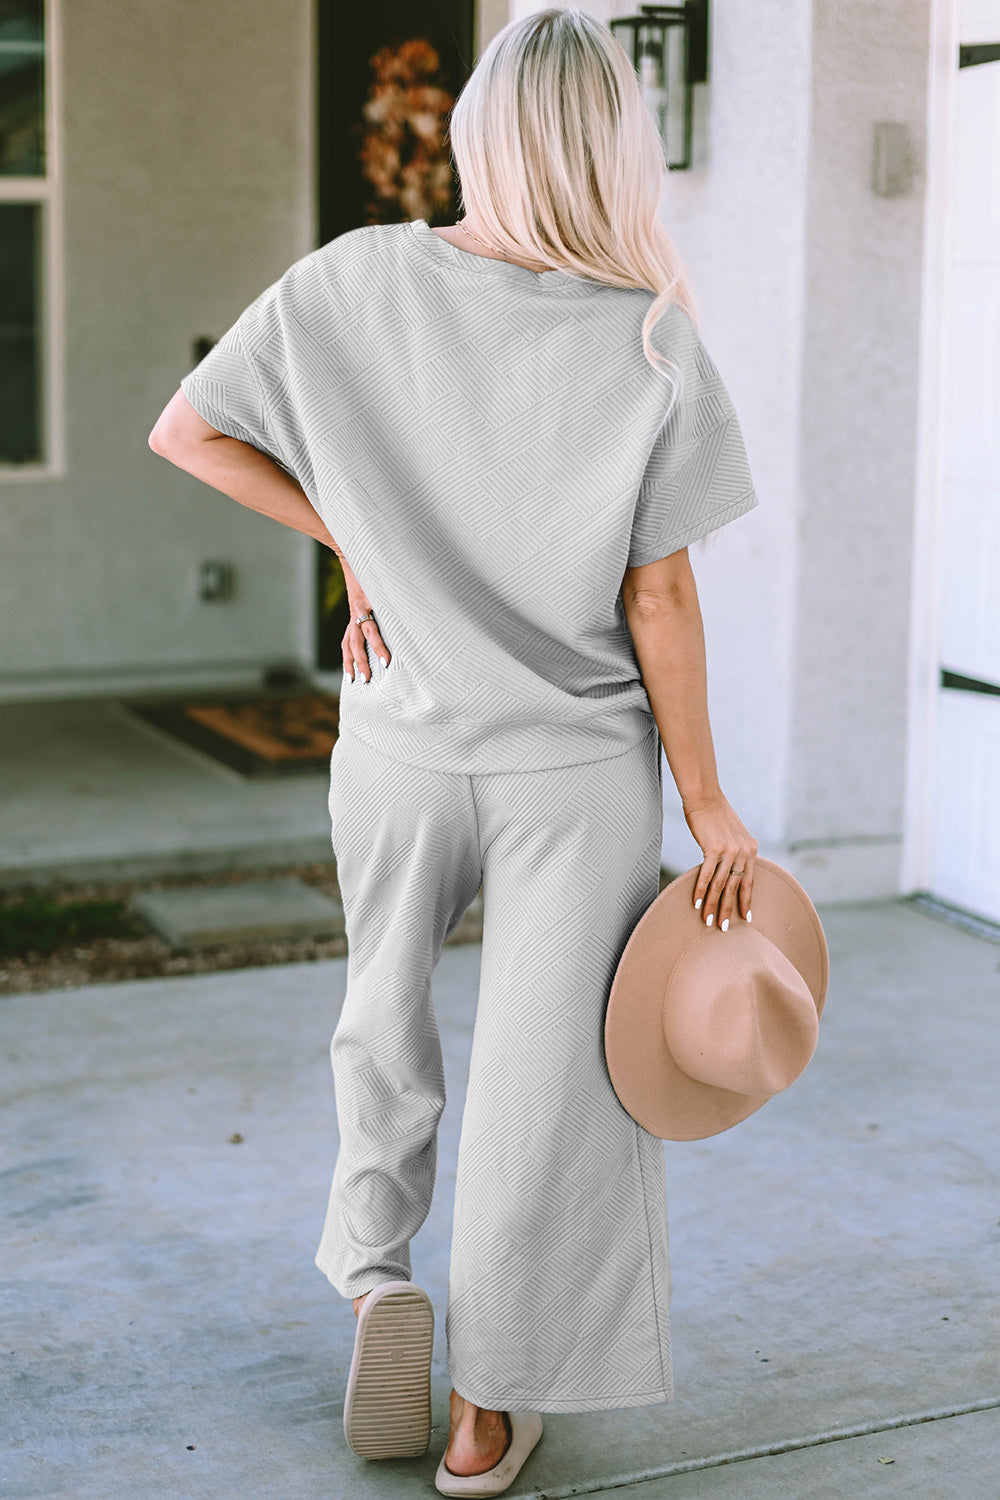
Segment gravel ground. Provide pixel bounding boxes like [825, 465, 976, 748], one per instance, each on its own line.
[0, 862, 676, 996]
[0, 862, 484, 996]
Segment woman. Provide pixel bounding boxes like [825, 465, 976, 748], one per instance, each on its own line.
[149, 7, 760, 1493]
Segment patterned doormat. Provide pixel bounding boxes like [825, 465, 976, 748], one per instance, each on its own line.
[123, 692, 341, 777]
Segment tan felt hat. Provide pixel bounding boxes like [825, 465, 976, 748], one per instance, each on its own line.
[605, 857, 829, 1140]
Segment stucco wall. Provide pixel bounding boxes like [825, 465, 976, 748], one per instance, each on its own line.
[0, 0, 316, 700]
[597, 0, 931, 900]
[790, 0, 931, 894]
[643, 0, 814, 878]
[494, 3, 814, 876]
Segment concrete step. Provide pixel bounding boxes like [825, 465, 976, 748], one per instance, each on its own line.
[130, 877, 345, 951]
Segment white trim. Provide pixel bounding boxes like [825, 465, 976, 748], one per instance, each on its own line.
[901, 0, 957, 895]
[0, 0, 63, 480]
[0, 178, 50, 199]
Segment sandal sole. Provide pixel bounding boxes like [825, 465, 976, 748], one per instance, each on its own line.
[343, 1282, 435, 1459]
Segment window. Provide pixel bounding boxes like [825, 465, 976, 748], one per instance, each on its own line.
[0, 0, 48, 467]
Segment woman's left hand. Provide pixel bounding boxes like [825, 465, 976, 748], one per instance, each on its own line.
[338, 557, 391, 683]
[682, 789, 757, 931]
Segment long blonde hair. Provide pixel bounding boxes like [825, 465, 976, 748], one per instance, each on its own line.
[447, 5, 698, 406]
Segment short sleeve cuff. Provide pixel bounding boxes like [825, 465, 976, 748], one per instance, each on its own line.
[626, 486, 759, 568]
[179, 369, 265, 451]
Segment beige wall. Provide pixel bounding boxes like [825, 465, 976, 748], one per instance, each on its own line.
[0, 0, 316, 700]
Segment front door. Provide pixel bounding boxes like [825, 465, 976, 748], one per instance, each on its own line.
[313, 0, 474, 671]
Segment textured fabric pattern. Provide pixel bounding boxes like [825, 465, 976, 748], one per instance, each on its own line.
[180, 219, 759, 774]
[314, 723, 673, 1413]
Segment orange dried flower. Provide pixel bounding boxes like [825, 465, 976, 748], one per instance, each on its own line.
[355, 38, 456, 224]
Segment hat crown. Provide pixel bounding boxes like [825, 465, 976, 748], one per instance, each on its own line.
[662, 927, 819, 1099]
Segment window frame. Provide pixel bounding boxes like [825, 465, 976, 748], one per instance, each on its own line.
[0, 0, 63, 478]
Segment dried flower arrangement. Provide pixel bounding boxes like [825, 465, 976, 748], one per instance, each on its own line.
[355, 37, 456, 225]
[321, 39, 458, 633]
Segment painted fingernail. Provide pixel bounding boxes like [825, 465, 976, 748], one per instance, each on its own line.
[706, 912, 714, 927]
[746, 909, 753, 924]
[379, 656, 388, 668]
[694, 897, 702, 910]
[721, 918, 729, 932]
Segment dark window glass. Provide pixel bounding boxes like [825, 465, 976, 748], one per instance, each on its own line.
[0, 202, 42, 463]
[0, 0, 45, 176]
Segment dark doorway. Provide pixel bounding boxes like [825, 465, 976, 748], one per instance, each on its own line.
[313, 0, 476, 671]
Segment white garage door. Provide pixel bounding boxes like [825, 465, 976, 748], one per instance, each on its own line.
[929, 16, 1000, 924]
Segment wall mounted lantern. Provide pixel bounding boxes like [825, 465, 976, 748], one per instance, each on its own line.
[610, 2, 709, 170]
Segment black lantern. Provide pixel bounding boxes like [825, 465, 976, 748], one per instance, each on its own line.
[610, 2, 709, 170]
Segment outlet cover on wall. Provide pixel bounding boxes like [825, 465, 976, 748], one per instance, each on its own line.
[198, 561, 235, 602]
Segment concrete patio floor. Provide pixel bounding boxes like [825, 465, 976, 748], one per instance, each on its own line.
[3, 896, 1000, 1498]
[0, 696, 336, 890]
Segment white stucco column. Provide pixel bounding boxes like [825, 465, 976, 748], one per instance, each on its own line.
[652, 0, 932, 903]
[652, 0, 813, 887]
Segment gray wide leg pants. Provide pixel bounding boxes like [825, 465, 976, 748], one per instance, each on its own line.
[314, 721, 673, 1413]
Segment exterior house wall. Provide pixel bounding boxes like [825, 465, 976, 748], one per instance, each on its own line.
[538, 0, 932, 902]
[6, 0, 936, 908]
[0, 0, 316, 701]
[790, 0, 932, 898]
[497, 0, 815, 880]
[647, 0, 814, 880]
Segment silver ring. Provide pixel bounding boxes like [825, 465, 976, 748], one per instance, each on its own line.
[355, 611, 374, 627]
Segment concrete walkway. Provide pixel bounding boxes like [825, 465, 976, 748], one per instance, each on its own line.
[0, 697, 334, 889]
[3, 898, 999, 1497]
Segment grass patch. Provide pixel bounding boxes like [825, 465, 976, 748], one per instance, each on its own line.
[0, 894, 149, 958]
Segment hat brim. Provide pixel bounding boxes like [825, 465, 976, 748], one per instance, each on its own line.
[604, 857, 829, 1141]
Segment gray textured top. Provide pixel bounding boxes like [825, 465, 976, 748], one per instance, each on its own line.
[180, 218, 758, 773]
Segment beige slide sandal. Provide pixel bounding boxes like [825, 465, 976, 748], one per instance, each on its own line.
[342, 1280, 435, 1459]
[434, 1410, 544, 1496]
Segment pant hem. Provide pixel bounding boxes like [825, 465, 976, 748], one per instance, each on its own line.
[448, 1380, 674, 1414]
[314, 1250, 411, 1300]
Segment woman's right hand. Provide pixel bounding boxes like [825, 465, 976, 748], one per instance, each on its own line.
[336, 556, 392, 684]
[682, 789, 758, 931]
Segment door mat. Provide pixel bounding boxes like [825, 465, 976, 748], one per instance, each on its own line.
[122, 692, 341, 777]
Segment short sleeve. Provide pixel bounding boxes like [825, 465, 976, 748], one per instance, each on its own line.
[627, 308, 759, 568]
[179, 271, 318, 504]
